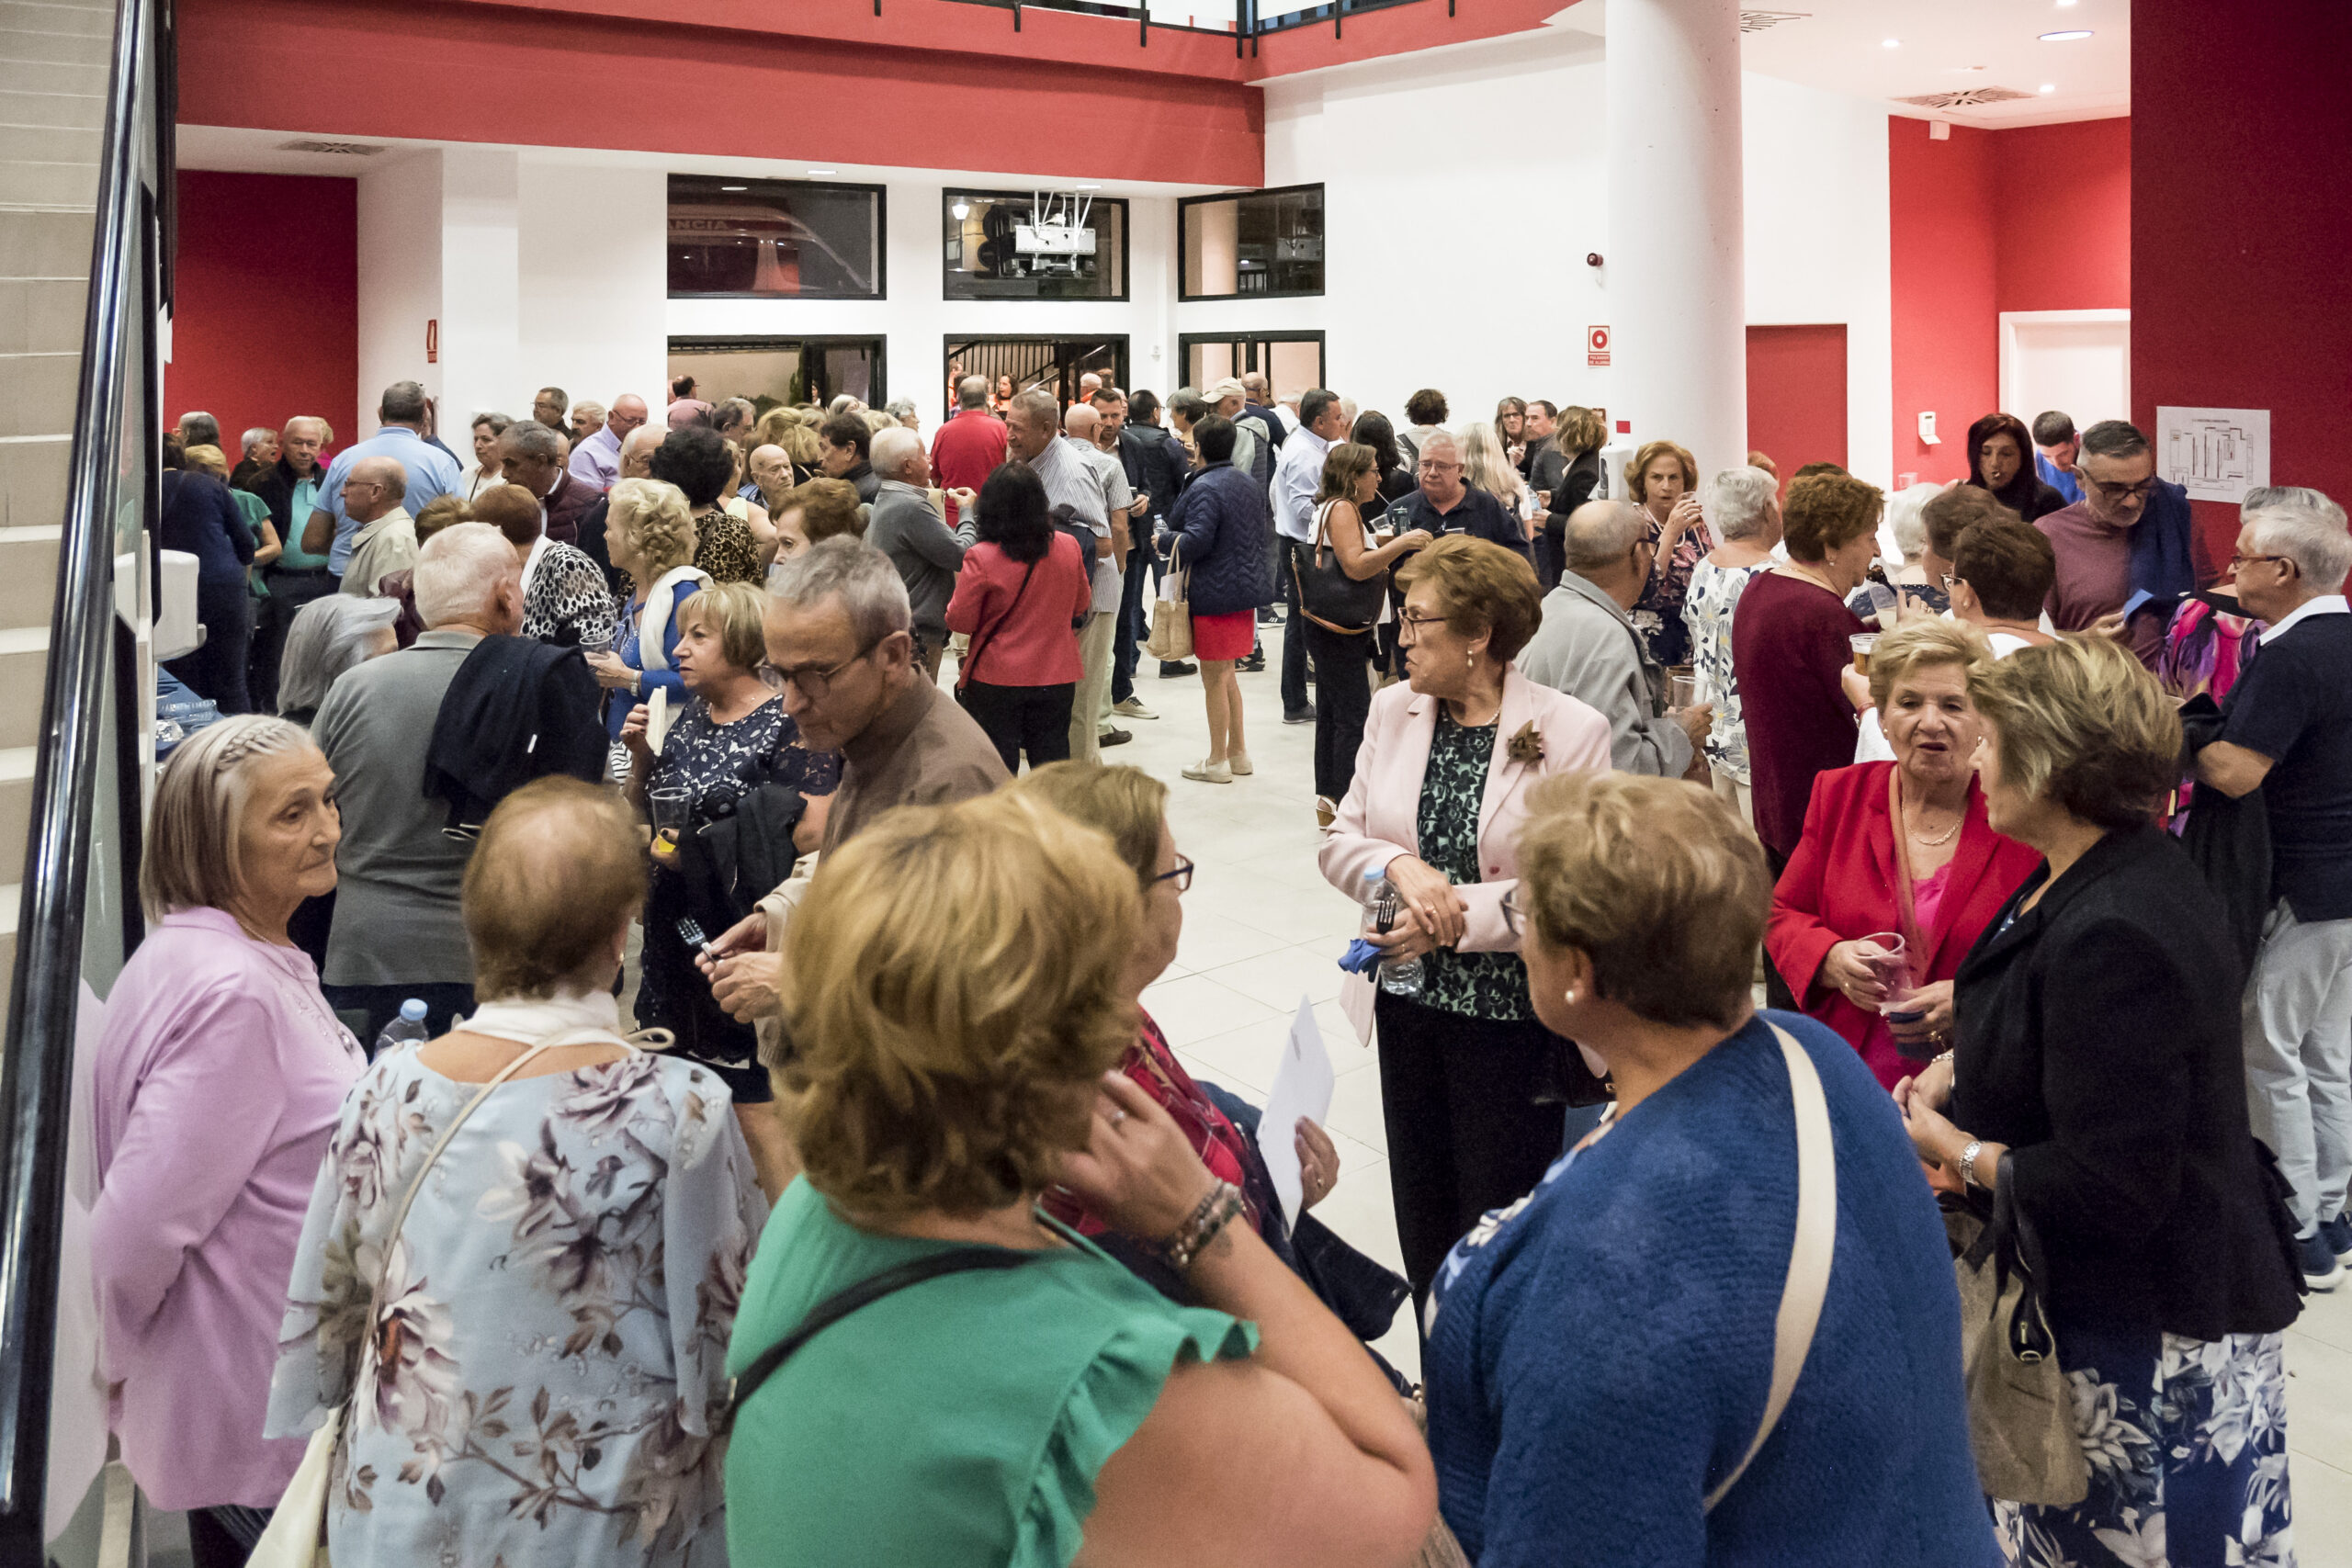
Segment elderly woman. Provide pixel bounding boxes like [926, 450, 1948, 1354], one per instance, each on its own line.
[1863, 480, 1951, 616]
[461, 411, 512, 498]
[769, 475, 865, 567]
[91, 716, 366, 1567]
[276, 594, 399, 728]
[1318, 536, 1612, 1302]
[943, 461, 1092, 773]
[1897, 637, 2304, 1563]
[1768, 620, 2042, 1089]
[1423, 773, 1996, 1566]
[1624, 437, 1709, 668]
[723, 791, 1436, 1567]
[1161, 415, 1272, 784]
[652, 424, 763, 585]
[585, 477, 707, 742]
[1532, 405, 1607, 590]
[267, 778, 763, 1565]
[1681, 466, 1781, 823]
[621, 581, 838, 1199]
[469, 479, 620, 649]
[1965, 411, 2067, 524]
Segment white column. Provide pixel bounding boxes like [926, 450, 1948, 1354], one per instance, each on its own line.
[1604, 0, 1746, 477]
[438, 147, 522, 427]
[356, 150, 445, 421]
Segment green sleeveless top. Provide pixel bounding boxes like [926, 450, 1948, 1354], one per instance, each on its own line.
[724, 1178, 1259, 1568]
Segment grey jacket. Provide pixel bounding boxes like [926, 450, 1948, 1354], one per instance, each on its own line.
[866, 480, 966, 637]
[1517, 572, 1691, 777]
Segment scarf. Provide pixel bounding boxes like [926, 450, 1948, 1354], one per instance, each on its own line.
[639, 562, 712, 674]
[460, 989, 632, 1050]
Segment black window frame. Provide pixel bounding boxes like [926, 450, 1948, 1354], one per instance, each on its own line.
[666, 334, 888, 411]
[1175, 330, 1329, 398]
[1177, 181, 1326, 302]
[941, 188, 1131, 303]
[941, 334, 1132, 420]
[666, 175, 889, 302]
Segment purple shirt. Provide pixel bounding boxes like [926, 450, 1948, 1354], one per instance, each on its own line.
[89, 907, 366, 1509]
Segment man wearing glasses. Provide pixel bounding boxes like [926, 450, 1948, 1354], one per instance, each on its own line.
[2032, 418, 2199, 665]
[1385, 428, 1530, 562]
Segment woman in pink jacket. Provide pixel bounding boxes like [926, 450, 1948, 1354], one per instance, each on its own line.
[1317, 536, 1612, 1304]
[89, 716, 365, 1566]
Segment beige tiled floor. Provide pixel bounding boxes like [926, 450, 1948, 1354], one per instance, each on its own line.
[1092, 622, 2352, 1553]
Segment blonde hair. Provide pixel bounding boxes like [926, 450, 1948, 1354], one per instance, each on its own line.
[1968, 636, 2182, 830]
[181, 443, 229, 478]
[1006, 761, 1169, 886]
[1459, 421, 1526, 508]
[140, 716, 319, 922]
[463, 777, 646, 1000]
[1515, 772, 1768, 1029]
[674, 580, 768, 671]
[1624, 440, 1697, 503]
[777, 423, 821, 468]
[1866, 617, 1990, 709]
[774, 792, 1141, 1219]
[607, 478, 697, 575]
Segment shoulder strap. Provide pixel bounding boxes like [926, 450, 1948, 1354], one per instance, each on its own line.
[720, 1247, 1035, 1434]
[1703, 1021, 1837, 1512]
[958, 558, 1039, 690]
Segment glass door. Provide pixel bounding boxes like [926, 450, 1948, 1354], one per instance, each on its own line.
[1178, 333, 1325, 400]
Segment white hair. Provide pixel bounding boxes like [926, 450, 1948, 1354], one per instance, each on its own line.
[573, 400, 607, 425]
[1883, 482, 1940, 563]
[2245, 495, 2352, 592]
[1707, 468, 1779, 542]
[870, 425, 923, 478]
[413, 522, 518, 628]
[277, 595, 401, 718]
[767, 536, 910, 648]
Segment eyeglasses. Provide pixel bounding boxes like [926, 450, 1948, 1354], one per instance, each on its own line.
[1151, 854, 1195, 894]
[768, 637, 880, 701]
[1939, 572, 1958, 592]
[1501, 887, 1527, 937]
[2228, 552, 2295, 573]
[1417, 460, 1462, 474]
[1396, 610, 1448, 639]
[2083, 476, 2158, 502]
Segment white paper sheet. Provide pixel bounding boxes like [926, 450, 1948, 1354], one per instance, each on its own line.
[2156, 405, 2270, 503]
[1257, 995, 1337, 1227]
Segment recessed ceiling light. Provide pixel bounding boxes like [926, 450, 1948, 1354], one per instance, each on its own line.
[2040, 29, 2093, 41]
[807, 168, 836, 175]
[1077, 183, 1102, 190]
[2039, 83, 2057, 94]
[719, 185, 746, 191]
[2055, 0, 2078, 6]
[1882, 37, 1899, 48]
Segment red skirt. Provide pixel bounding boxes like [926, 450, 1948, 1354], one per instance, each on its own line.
[1190, 608, 1256, 662]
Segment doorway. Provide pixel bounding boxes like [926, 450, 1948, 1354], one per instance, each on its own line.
[943, 336, 1129, 420]
[1178, 333, 1325, 402]
[2000, 310, 2130, 433]
[667, 336, 886, 414]
[1746, 324, 1849, 484]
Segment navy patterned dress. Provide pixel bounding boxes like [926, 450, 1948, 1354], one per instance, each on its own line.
[1415, 710, 1532, 1022]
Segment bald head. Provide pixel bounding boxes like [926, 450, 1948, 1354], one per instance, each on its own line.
[608, 394, 649, 436]
[749, 443, 792, 497]
[619, 423, 664, 479]
[342, 455, 407, 524]
[1565, 499, 1653, 608]
[869, 424, 926, 485]
[1064, 403, 1100, 442]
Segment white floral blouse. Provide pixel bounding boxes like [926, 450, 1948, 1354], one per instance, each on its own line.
[1681, 558, 1770, 784]
[267, 1044, 763, 1567]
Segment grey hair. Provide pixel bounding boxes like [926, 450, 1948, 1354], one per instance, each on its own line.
[956, 375, 989, 409]
[277, 595, 401, 719]
[870, 425, 923, 477]
[715, 397, 755, 433]
[379, 380, 427, 423]
[1707, 467, 1779, 542]
[502, 419, 566, 462]
[2078, 419, 2149, 463]
[282, 414, 328, 441]
[241, 426, 277, 457]
[767, 536, 910, 647]
[140, 715, 318, 922]
[573, 400, 607, 426]
[1884, 481, 1939, 561]
[414, 522, 518, 628]
[828, 393, 859, 414]
[2245, 495, 2352, 592]
[471, 411, 514, 437]
[1564, 500, 1650, 572]
[1009, 388, 1061, 432]
[883, 398, 918, 423]
[2242, 485, 2344, 520]
[1417, 427, 1464, 463]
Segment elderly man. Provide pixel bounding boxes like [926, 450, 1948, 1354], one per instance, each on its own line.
[2034, 418, 2198, 665]
[747, 443, 794, 511]
[569, 392, 646, 487]
[817, 411, 880, 503]
[1205, 377, 1275, 491]
[1386, 427, 1527, 559]
[1061, 400, 1140, 757]
[245, 415, 339, 708]
[702, 537, 1007, 1028]
[301, 380, 462, 574]
[932, 373, 1008, 495]
[175, 411, 221, 450]
[1240, 371, 1287, 454]
[1270, 388, 1351, 725]
[883, 397, 921, 432]
[1073, 371, 1102, 409]
[500, 418, 601, 546]
[315, 522, 524, 1043]
[2194, 491, 2352, 1287]
[865, 425, 967, 682]
[532, 386, 569, 428]
[334, 457, 418, 597]
[1518, 500, 1712, 776]
[567, 400, 605, 450]
[231, 426, 278, 489]
[2030, 410, 2085, 505]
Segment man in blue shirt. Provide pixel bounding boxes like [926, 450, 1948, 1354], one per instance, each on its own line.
[568, 392, 646, 487]
[2031, 410, 2085, 506]
[301, 380, 462, 579]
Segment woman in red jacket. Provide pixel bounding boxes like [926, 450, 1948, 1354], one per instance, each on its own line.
[944, 461, 1094, 773]
[1768, 618, 2041, 1089]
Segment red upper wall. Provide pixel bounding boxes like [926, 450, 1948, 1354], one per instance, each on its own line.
[169, 170, 358, 446]
[1995, 118, 2130, 313]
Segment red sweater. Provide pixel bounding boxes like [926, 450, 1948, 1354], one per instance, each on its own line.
[944, 535, 1092, 687]
[929, 408, 1009, 495]
[1732, 570, 1866, 855]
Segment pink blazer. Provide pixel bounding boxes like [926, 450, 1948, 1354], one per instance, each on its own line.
[1318, 665, 1613, 958]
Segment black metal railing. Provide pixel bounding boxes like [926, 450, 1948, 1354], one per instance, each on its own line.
[940, 0, 1431, 50]
[0, 0, 165, 1551]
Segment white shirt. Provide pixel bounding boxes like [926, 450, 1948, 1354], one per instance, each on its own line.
[1272, 425, 1334, 543]
[520, 532, 550, 597]
[2263, 592, 2349, 642]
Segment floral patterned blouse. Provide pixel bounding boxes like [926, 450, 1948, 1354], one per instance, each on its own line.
[267, 1043, 764, 1567]
[1416, 711, 1532, 1021]
[646, 695, 840, 825]
[1681, 557, 1770, 784]
[1630, 512, 1707, 670]
[693, 505, 762, 586]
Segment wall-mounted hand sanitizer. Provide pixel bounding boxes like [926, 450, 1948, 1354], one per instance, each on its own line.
[1917, 410, 1940, 446]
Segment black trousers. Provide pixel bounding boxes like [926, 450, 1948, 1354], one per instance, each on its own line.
[187, 1504, 272, 1568]
[1278, 542, 1310, 716]
[1374, 989, 1567, 1308]
[321, 981, 476, 1055]
[1112, 543, 1152, 705]
[1303, 619, 1373, 800]
[957, 679, 1074, 773]
[249, 566, 334, 714]
[165, 579, 254, 714]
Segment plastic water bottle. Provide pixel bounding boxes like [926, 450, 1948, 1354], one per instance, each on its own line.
[1361, 870, 1424, 998]
[373, 998, 431, 1058]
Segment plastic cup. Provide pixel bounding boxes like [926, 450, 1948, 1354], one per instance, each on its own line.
[1668, 671, 1698, 709]
[1864, 581, 1900, 628]
[1849, 632, 1880, 673]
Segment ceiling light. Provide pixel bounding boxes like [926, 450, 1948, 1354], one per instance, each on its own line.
[1882, 37, 1899, 48]
[951, 200, 969, 220]
[2039, 29, 2093, 41]
[719, 184, 746, 191]
[1077, 183, 1102, 190]
[807, 168, 836, 175]
[2039, 83, 2057, 94]
[2055, 0, 2077, 6]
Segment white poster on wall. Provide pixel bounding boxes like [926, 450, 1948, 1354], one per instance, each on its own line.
[2155, 406, 2270, 502]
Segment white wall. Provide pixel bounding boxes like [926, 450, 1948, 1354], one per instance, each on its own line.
[356, 150, 443, 427]
[518, 159, 668, 420]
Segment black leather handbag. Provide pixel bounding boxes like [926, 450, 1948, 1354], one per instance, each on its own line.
[1292, 500, 1388, 635]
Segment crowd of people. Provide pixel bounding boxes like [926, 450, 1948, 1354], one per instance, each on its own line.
[85, 371, 2346, 1567]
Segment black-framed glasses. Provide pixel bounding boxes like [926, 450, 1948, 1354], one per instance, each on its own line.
[1151, 854, 1195, 894]
[1396, 610, 1447, 639]
[769, 637, 880, 701]
[2084, 476, 2158, 502]
[1501, 887, 1527, 937]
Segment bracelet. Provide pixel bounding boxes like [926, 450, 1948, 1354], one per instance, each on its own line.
[1933, 1049, 1954, 1067]
[1958, 1138, 1984, 1190]
[1160, 1181, 1245, 1273]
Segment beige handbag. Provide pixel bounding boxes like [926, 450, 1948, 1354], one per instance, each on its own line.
[1146, 539, 1193, 664]
[1944, 1164, 2090, 1506]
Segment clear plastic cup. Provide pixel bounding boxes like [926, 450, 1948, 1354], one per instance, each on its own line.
[1849, 632, 1880, 673]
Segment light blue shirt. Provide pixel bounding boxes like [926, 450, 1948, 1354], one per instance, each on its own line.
[1272, 425, 1334, 543]
[2035, 448, 2084, 506]
[570, 423, 621, 488]
[311, 425, 463, 575]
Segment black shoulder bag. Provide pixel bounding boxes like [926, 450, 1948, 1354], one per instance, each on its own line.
[1291, 500, 1389, 635]
[956, 560, 1038, 691]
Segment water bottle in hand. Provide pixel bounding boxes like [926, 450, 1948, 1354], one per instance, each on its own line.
[1361, 870, 1424, 998]
[373, 998, 432, 1058]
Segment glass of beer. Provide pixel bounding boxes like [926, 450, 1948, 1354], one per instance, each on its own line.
[1849, 632, 1879, 674]
[650, 786, 690, 863]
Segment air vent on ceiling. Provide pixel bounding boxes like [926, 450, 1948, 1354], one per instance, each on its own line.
[1895, 87, 2034, 109]
[274, 140, 388, 157]
[1738, 9, 1810, 30]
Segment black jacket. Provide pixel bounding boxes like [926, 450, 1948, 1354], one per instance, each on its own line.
[1951, 824, 2302, 1340]
[424, 635, 606, 834]
[1120, 423, 1191, 519]
[2178, 694, 2275, 968]
[245, 457, 327, 544]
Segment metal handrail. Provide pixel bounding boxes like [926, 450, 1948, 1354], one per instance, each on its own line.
[0, 0, 161, 1549]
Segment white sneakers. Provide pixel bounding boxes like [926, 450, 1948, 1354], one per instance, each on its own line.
[1182, 759, 1234, 784]
[1113, 697, 1158, 720]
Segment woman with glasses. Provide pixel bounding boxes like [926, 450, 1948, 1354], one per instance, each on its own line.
[1317, 536, 1613, 1305]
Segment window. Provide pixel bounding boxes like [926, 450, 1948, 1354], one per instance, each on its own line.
[1180, 184, 1324, 300]
[668, 175, 885, 299]
[944, 337, 1129, 422]
[1179, 333, 1326, 403]
[944, 191, 1127, 301]
[668, 337, 886, 414]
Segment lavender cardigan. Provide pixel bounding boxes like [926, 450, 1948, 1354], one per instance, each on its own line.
[89, 907, 366, 1510]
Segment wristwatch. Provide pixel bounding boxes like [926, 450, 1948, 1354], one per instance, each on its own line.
[1958, 1138, 1984, 1190]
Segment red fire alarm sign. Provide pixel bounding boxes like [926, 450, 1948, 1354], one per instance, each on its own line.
[1587, 324, 1610, 367]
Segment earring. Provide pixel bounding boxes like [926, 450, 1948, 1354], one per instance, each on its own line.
[1564, 988, 1580, 1005]
[1465, 649, 1475, 670]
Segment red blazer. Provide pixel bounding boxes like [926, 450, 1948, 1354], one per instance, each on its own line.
[1768, 761, 2041, 1064]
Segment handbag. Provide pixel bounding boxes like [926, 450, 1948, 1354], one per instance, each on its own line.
[249, 1032, 575, 1568]
[1147, 539, 1193, 663]
[1942, 1159, 2090, 1506]
[1292, 500, 1389, 635]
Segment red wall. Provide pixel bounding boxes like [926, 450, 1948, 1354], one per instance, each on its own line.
[1747, 324, 1848, 483]
[169, 170, 358, 446]
[1996, 118, 2131, 312]
[2132, 0, 2352, 570]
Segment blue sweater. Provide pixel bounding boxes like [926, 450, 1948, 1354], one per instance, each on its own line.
[1424, 1010, 1998, 1568]
[1161, 461, 1272, 617]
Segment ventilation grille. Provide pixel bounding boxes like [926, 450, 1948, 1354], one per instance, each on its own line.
[1894, 87, 2033, 109]
[1738, 9, 1810, 30]
[274, 140, 388, 157]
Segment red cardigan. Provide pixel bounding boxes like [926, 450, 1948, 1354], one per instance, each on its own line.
[1768, 761, 2041, 1077]
[943, 535, 1092, 687]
